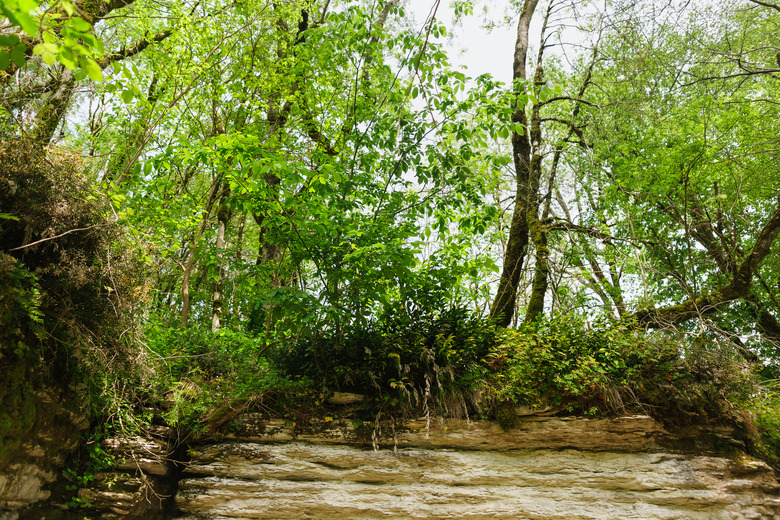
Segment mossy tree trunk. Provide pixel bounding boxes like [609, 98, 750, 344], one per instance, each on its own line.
[490, 0, 540, 328]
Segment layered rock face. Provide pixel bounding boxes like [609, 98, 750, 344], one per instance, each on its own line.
[174, 416, 780, 520]
[0, 389, 89, 520]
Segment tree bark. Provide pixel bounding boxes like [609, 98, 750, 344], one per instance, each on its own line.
[28, 69, 76, 146]
[211, 197, 230, 332]
[523, 15, 550, 323]
[490, 0, 540, 327]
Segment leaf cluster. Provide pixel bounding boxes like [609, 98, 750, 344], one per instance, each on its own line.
[487, 316, 679, 415]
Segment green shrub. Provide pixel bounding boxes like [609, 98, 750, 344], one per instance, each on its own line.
[146, 325, 269, 380]
[661, 337, 757, 423]
[486, 315, 679, 415]
[144, 323, 313, 430]
[752, 383, 780, 467]
[484, 315, 764, 426]
[270, 304, 499, 417]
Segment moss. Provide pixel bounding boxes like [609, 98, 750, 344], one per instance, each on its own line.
[495, 404, 520, 431]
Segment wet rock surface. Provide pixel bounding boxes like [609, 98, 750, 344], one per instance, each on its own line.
[174, 416, 780, 520]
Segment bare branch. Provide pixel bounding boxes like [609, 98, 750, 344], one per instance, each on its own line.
[9, 223, 111, 251]
[746, 0, 780, 13]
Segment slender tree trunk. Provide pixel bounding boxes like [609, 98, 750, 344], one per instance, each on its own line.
[523, 50, 548, 323]
[490, 0, 540, 327]
[211, 194, 231, 332]
[181, 176, 221, 327]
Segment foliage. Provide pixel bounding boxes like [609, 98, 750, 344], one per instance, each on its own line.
[0, 253, 42, 466]
[62, 429, 113, 509]
[270, 295, 499, 419]
[144, 323, 313, 431]
[663, 338, 758, 424]
[486, 315, 680, 415]
[483, 314, 763, 429]
[752, 383, 780, 467]
[0, 141, 139, 375]
[0, 0, 105, 79]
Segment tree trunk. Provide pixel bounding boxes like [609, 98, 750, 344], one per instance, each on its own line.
[490, 0, 540, 327]
[28, 69, 76, 146]
[523, 45, 548, 323]
[181, 176, 221, 327]
[211, 197, 230, 332]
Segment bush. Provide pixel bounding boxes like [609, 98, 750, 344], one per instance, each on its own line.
[753, 383, 780, 467]
[0, 141, 140, 387]
[485, 315, 679, 415]
[661, 337, 757, 423]
[269, 304, 499, 417]
[484, 315, 765, 426]
[144, 324, 312, 430]
[146, 325, 268, 380]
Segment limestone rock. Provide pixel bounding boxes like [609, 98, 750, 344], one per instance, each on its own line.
[327, 392, 367, 405]
[216, 414, 668, 452]
[176, 441, 780, 519]
[174, 416, 780, 520]
[0, 389, 88, 519]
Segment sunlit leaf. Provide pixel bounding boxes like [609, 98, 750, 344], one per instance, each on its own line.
[80, 56, 103, 81]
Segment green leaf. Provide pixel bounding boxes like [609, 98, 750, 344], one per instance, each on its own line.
[81, 33, 101, 54]
[32, 42, 57, 66]
[11, 43, 26, 68]
[121, 90, 134, 103]
[79, 56, 103, 81]
[0, 50, 9, 71]
[0, 35, 20, 47]
[15, 12, 38, 37]
[70, 17, 92, 32]
[57, 47, 77, 69]
[18, 0, 39, 12]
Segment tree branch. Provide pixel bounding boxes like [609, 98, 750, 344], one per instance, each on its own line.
[98, 29, 173, 68]
[747, 0, 780, 13]
[632, 202, 780, 328]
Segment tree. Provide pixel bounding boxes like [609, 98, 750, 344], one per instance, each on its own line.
[490, 0, 601, 327]
[564, 0, 780, 359]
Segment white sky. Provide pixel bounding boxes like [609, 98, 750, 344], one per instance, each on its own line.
[408, 0, 518, 85]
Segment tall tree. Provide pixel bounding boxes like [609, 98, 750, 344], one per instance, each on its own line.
[489, 0, 540, 327]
